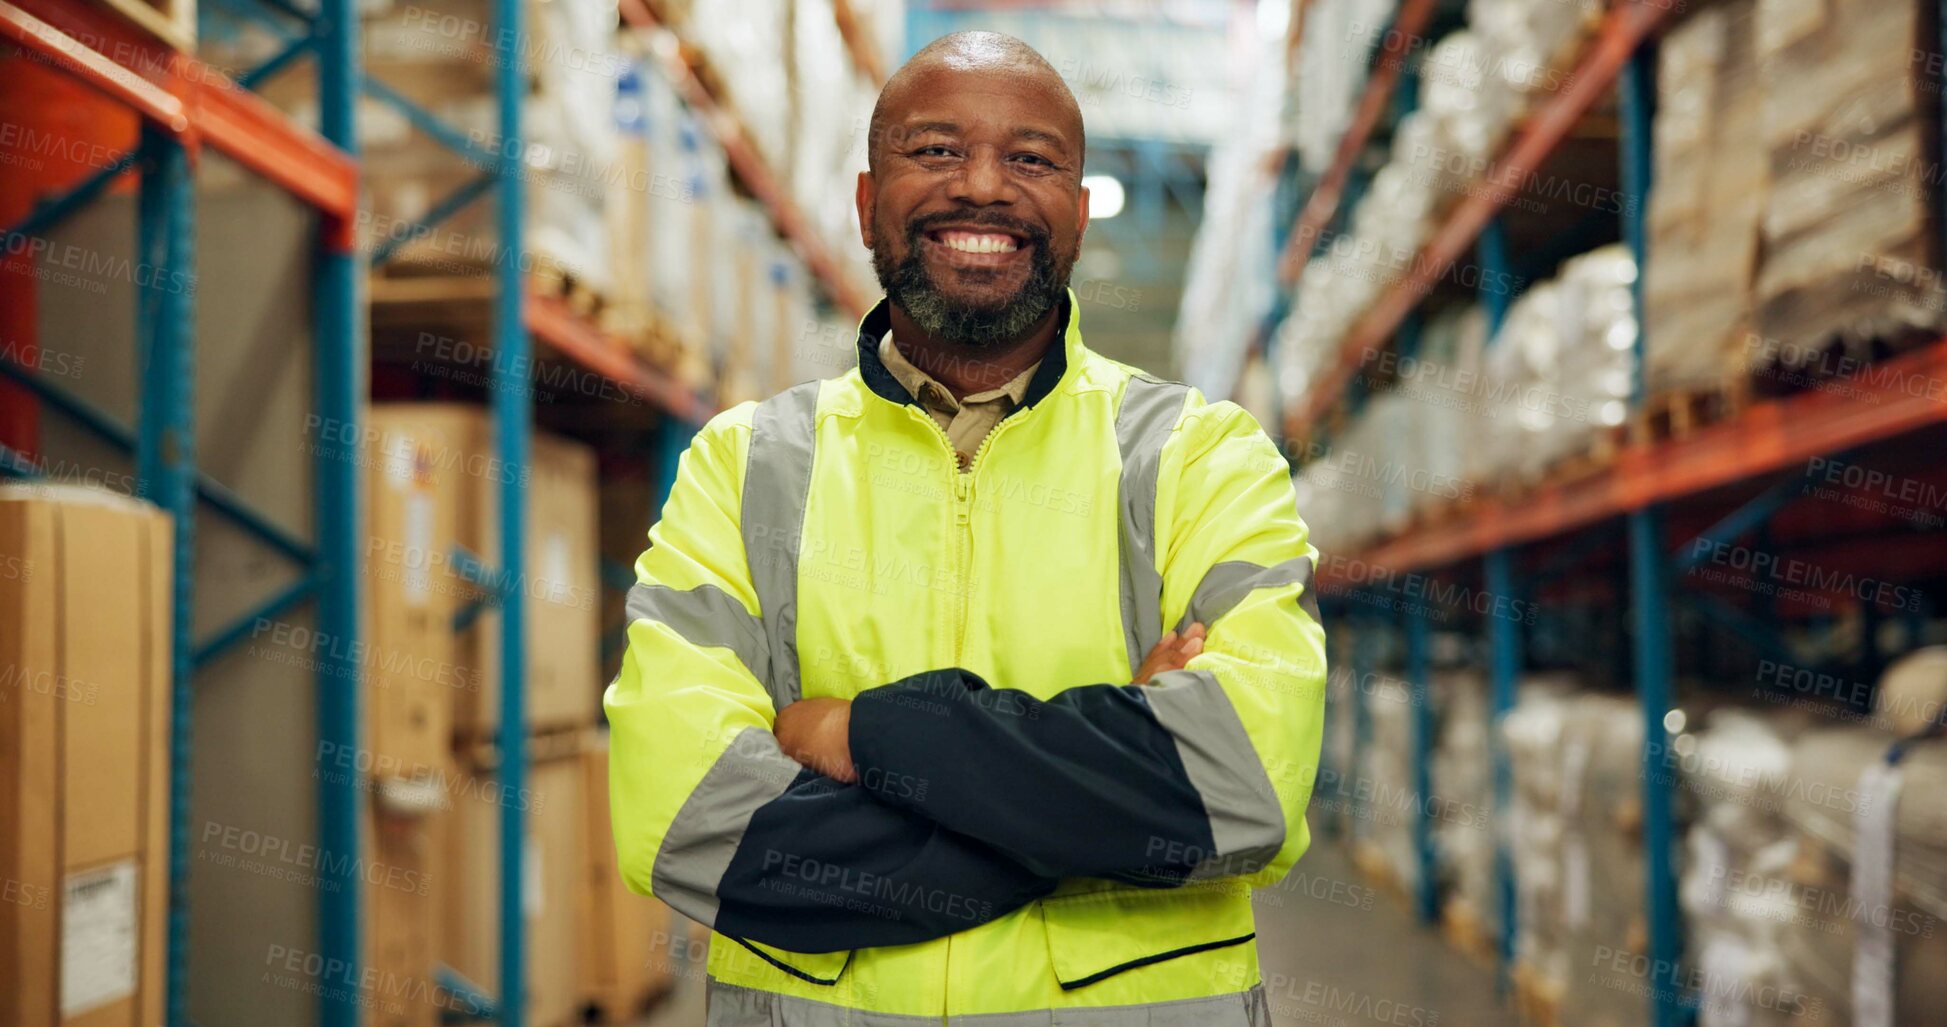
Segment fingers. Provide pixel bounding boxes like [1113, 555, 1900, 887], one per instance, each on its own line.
[1133, 623, 1209, 684]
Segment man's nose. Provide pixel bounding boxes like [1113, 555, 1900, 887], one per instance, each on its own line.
[945, 147, 1018, 206]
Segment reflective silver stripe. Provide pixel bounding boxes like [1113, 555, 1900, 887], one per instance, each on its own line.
[653, 727, 803, 929]
[1115, 376, 1190, 676]
[1142, 669, 1286, 879]
[705, 981, 1270, 1027]
[625, 582, 771, 689]
[1176, 555, 1320, 633]
[742, 381, 821, 709]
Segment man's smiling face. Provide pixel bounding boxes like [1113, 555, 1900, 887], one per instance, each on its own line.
[857, 39, 1090, 347]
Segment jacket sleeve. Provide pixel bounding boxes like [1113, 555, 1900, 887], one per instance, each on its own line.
[846, 398, 1327, 886]
[604, 408, 1057, 955]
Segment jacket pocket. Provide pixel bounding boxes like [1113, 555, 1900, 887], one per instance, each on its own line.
[720, 936, 854, 986]
[1039, 884, 1256, 990]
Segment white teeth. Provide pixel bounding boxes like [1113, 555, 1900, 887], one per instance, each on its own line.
[941, 233, 1018, 254]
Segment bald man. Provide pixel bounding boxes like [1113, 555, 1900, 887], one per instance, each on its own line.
[607, 31, 1326, 1026]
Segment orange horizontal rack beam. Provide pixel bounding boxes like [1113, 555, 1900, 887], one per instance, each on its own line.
[6, 0, 358, 231]
[1319, 340, 1947, 585]
[832, 0, 889, 87]
[1283, 0, 1672, 443]
[523, 287, 720, 425]
[617, 0, 873, 320]
[1274, 0, 1435, 289]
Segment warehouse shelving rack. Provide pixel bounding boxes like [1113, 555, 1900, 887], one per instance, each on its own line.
[3, 0, 885, 1023]
[1272, 2, 1947, 1027]
[0, 1, 362, 1025]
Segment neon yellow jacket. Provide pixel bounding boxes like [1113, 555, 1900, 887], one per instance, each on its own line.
[606, 294, 1327, 1024]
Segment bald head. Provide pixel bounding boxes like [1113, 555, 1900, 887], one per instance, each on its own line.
[867, 31, 1086, 177]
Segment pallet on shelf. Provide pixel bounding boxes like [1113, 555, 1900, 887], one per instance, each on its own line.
[1349, 839, 1411, 910]
[531, 254, 607, 323]
[99, 0, 194, 50]
[1510, 961, 1564, 1027]
[1628, 379, 1751, 447]
[1440, 899, 1499, 969]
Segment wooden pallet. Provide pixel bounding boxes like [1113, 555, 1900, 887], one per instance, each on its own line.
[530, 255, 606, 321]
[1440, 900, 1499, 968]
[1510, 961, 1565, 1027]
[1349, 841, 1411, 909]
[1628, 379, 1751, 447]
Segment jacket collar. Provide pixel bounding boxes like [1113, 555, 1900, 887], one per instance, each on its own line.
[855, 290, 1081, 412]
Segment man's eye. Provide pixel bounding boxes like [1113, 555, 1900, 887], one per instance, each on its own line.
[1013, 153, 1055, 167]
[915, 145, 956, 157]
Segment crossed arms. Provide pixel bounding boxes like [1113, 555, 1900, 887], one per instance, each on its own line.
[603, 401, 1326, 955]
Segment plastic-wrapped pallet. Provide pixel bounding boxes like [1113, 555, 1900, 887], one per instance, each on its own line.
[1292, 0, 1399, 173]
[1475, 246, 1634, 486]
[1643, 0, 1766, 395]
[1433, 669, 1498, 944]
[1504, 681, 1574, 1006]
[1678, 708, 1819, 1027]
[1754, 0, 1947, 359]
[1776, 726, 1947, 1025]
[525, 0, 621, 294]
[1504, 681, 1645, 1021]
[1467, 0, 1601, 104]
[1558, 693, 1647, 1027]
[1873, 647, 1947, 737]
[1354, 673, 1421, 896]
[685, 0, 791, 173]
[1412, 31, 1521, 201]
[1177, 121, 1283, 398]
[1400, 305, 1489, 521]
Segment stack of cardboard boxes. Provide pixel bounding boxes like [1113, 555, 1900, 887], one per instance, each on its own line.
[0, 486, 172, 1027]
[362, 404, 672, 1025]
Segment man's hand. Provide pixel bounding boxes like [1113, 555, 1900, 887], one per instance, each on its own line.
[1132, 623, 1205, 684]
[774, 697, 857, 783]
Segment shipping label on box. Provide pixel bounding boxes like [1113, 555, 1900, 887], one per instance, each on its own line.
[60, 861, 139, 1018]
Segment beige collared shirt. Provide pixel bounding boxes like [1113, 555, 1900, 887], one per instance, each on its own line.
[879, 332, 1041, 470]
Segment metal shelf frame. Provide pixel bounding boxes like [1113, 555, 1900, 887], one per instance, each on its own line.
[1290, 3, 1947, 1026]
[0, 1, 361, 1025]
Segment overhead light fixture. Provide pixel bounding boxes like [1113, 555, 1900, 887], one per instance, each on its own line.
[1083, 174, 1125, 220]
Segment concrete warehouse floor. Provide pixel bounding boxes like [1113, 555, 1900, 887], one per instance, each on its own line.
[634, 835, 1510, 1026]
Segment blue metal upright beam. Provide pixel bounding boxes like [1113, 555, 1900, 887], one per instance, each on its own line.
[1482, 549, 1519, 983]
[314, 0, 364, 1018]
[1477, 211, 1520, 985]
[1621, 43, 1686, 1027]
[492, 0, 531, 1015]
[135, 122, 197, 1027]
[1404, 606, 1438, 924]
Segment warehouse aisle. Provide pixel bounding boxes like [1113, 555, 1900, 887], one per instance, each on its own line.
[1251, 840, 1508, 1026]
[636, 838, 1507, 1026]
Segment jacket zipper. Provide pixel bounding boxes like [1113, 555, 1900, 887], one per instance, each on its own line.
[901, 408, 1023, 1022]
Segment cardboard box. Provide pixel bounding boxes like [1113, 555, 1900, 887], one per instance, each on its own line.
[366, 408, 469, 781]
[440, 750, 585, 1027]
[366, 405, 600, 744]
[597, 463, 658, 686]
[0, 486, 171, 1027]
[365, 800, 443, 1027]
[577, 732, 674, 1019]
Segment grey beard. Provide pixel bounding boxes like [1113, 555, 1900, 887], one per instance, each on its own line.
[874, 236, 1069, 348]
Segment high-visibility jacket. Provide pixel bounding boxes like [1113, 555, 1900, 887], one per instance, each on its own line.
[606, 292, 1327, 1025]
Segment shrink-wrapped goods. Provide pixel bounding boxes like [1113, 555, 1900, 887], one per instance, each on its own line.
[1678, 709, 1818, 1027]
[1777, 727, 1947, 1025]
[1754, 0, 1947, 360]
[1643, 0, 1767, 394]
[1434, 670, 1498, 940]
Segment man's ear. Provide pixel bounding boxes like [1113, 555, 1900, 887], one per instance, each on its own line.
[1076, 183, 1091, 246]
[856, 171, 876, 250]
